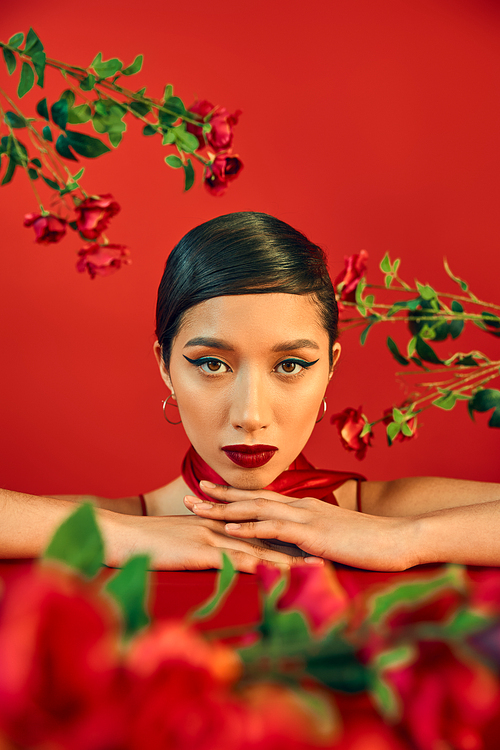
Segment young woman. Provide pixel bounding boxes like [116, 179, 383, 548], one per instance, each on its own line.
[1, 212, 499, 571]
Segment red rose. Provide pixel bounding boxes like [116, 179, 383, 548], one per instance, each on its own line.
[331, 406, 372, 460]
[382, 407, 418, 443]
[74, 194, 120, 239]
[187, 100, 241, 151]
[204, 153, 243, 196]
[23, 212, 67, 244]
[387, 641, 500, 750]
[0, 566, 128, 750]
[334, 250, 368, 303]
[76, 242, 131, 279]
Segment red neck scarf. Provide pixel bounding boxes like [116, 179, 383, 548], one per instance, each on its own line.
[181, 445, 365, 506]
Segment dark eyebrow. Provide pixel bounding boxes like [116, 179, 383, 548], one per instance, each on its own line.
[271, 339, 320, 352]
[184, 337, 235, 351]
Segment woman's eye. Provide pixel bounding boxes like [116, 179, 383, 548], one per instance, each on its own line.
[199, 359, 230, 374]
[276, 360, 305, 375]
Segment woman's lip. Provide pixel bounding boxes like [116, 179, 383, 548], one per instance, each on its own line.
[222, 449, 277, 469]
[222, 444, 278, 454]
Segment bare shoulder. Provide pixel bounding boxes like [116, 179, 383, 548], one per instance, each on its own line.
[143, 475, 194, 516]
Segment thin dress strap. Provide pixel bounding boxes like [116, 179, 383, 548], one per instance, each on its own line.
[138, 493, 148, 516]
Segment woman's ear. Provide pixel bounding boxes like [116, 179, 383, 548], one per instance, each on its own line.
[153, 341, 174, 394]
[329, 342, 341, 380]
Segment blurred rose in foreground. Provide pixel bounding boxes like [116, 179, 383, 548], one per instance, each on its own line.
[23, 212, 67, 244]
[76, 242, 131, 279]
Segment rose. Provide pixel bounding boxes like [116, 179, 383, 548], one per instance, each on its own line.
[23, 212, 67, 244]
[334, 250, 368, 303]
[0, 566, 128, 750]
[187, 100, 241, 151]
[74, 194, 120, 239]
[76, 242, 131, 279]
[382, 407, 418, 443]
[331, 406, 372, 460]
[204, 154, 243, 196]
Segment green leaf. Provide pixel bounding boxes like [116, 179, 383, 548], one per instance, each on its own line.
[407, 336, 417, 358]
[456, 355, 478, 367]
[190, 553, 237, 619]
[142, 124, 157, 136]
[360, 422, 372, 437]
[387, 337, 409, 366]
[42, 174, 61, 190]
[481, 312, 500, 337]
[1, 159, 16, 186]
[410, 356, 426, 369]
[444, 258, 468, 291]
[31, 50, 46, 87]
[373, 644, 416, 672]
[36, 97, 49, 120]
[25, 28, 44, 56]
[386, 421, 401, 443]
[360, 316, 378, 345]
[401, 421, 413, 437]
[384, 273, 392, 288]
[80, 74, 96, 91]
[159, 96, 186, 129]
[122, 54, 143, 76]
[415, 336, 443, 364]
[432, 391, 457, 411]
[162, 130, 176, 145]
[18, 62, 35, 97]
[28, 167, 38, 180]
[55, 134, 78, 161]
[129, 100, 151, 116]
[164, 84, 174, 100]
[30, 157, 42, 167]
[416, 281, 437, 300]
[44, 503, 104, 578]
[51, 99, 68, 130]
[469, 389, 500, 412]
[449, 300, 464, 339]
[3, 48, 16, 75]
[392, 408, 404, 423]
[364, 294, 375, 308]
[165, 154, 183, 168]
[65, 130, 111, 158]
[59, 88, 76, 108]
[175, 127, 200, 153]
[380, 252, 391, 273]
[67, 104, 92, 124]
[369, 672, 402, 722]
[91, 52, 123, 78]
[2, 136, 28, 166]
[8, 32, 24, 48]
[73, 168, 85, 180]
[42, 124, 53, 141]
[105, 555, 150, 638]
[5, 111, 26, 128]
[183, 158, 195, 191]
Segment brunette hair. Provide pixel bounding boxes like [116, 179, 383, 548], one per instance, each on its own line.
[155, 212, 338, 367]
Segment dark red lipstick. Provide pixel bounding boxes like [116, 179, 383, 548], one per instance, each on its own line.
[222, 444, 278, 468]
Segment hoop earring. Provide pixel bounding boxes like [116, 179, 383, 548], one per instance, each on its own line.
[162, 394, 182, 425]
[316, 397, 327, 424]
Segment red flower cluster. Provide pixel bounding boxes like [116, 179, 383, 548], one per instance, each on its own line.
[187, 99, 243, 195]
[23, 194, 128, 280]
[334, 249, 368, 306]
[0, 566, 328, 750]
[330, 406, 373, 460]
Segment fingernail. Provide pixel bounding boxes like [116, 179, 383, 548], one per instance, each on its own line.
[200, 480, 216, 489]
[225, 523, 241, 530]
[194, 502, 213, 510]
[304, 557, 324, 565]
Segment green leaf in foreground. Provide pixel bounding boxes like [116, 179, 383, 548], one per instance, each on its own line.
[5, 111, 26, 128]
[42, 125, 53, 141]
[36, 97, 49, 120]
[18, 62, 35, 97]
[122, 54, 143, 76]
[415, 336, 443, 364]
[469, 389, 500, 428]
[1, 159, 16, 186]
[55, 134, 78, 161]
[183, 158, 195, 190]
[190, 553, 237, 620]
[3, 48, 16, 75]
[44, 503, 104, 578]
[387, 337, 409, 366]
[165, 154, 183, 168]
[105, 554, 151, 638]
[8, 32, 25, 48]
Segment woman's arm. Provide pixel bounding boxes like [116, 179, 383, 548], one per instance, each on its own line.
[0, 488, 320, 572]
[186, 480, 500, 569]
[49, 494, 143, 515]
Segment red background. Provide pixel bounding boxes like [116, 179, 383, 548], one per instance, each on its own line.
[1, 0, 499, 500]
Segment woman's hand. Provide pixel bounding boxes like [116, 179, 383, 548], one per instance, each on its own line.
[184, 483, 416, 572]
[104, 511, 324, 573]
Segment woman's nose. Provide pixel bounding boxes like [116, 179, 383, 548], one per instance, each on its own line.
[230, 369, 272, 433]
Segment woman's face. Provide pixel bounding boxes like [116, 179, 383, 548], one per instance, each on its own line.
[154, 293, 340, 489]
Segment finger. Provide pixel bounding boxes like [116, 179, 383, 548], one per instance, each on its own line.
[212, 531, 307, 566]
[198, 481, 296, 505]
[186, 495, 304, 522]
[224, 518, 312, 550]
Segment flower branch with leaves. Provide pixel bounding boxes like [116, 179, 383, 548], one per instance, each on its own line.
[332, 250, 500, 457]
[1, 28, 243, 278]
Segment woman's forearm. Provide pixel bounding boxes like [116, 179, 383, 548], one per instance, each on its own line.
[412, 498, 500, 566]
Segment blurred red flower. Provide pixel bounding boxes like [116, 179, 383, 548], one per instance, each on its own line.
[75, 194, 120, 240]
[0, 566, 128, 750]
[204, 153, 243, 196]
[331, 406, 372, 460]
[334, 250, 368, 303]
[387, 641, 500, 750]
[187, 100, 241, 151]
[76, 242, 131, 279]
[23, 212, 67, 244]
